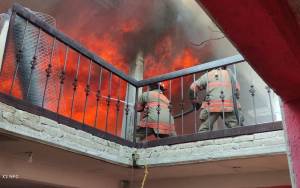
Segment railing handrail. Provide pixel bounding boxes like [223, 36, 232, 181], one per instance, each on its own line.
[11, 3, 245, 89]
[136, 55, 245, 87]
[11, 3, 137, 86]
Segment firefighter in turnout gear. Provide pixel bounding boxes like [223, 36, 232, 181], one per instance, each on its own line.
[189, 67, 243, 132]
[136, 82, 176, 141]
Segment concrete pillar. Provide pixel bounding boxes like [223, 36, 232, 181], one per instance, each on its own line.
[282, 100, 300, 188]
[0, 13, 10, 71]
[122, 50, 143, 141]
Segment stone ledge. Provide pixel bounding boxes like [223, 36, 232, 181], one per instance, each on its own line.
[136, 130, 287, 166]
[0, 102, 134, 166]
[0, 102, 287, 167]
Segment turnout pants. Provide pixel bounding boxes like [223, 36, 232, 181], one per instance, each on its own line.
[199, 108, 243, 132]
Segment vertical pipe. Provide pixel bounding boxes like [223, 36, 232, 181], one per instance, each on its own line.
[9, 20, 28, 95]
[83, 59, 93, 124]
[42, 38, 56, 108]
[94, 67, 103, 128]
[25, 28, 41, 99]
[105, 72, 112, 132]
[180, 76, 184, 135]
[70, 54, 81, 118]
[56, 46, 69, 114]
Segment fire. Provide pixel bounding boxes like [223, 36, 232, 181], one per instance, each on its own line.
[0, 1, 207, 137]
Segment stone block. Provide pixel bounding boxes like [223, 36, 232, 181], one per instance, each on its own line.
[214, 137, 233, 145]
[254, 131, 283, 140]
[40, 117, 59, 128]
[233, 135, 254, 143]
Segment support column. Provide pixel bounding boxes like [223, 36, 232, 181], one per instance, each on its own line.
[282, 99, 300, 188]
[122, 50, 143, 141]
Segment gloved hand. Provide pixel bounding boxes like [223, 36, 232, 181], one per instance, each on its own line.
[193, 102, 201, 110]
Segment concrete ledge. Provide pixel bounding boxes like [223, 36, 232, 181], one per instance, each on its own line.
[0, 102, 134, 166]
[0, 102, 287, 167]
[136, 130, 287, 166]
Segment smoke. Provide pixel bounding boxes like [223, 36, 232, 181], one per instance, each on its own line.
[1, 0, 237, 77]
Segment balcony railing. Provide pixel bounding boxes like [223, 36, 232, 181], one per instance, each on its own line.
[0, 4, 282, 148]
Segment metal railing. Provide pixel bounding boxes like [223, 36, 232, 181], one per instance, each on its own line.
[0, 4, 282, 148]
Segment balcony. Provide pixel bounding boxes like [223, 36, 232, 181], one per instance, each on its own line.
[0, 4, 290, 188]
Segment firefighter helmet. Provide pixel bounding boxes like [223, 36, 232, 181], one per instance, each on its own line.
[149, 82, 166, 91]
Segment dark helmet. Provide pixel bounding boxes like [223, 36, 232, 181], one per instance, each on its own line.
[149, 82, 166, 91]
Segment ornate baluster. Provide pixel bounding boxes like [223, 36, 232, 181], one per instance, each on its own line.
[168, 80, 173, 134]
[70, 55, 81, 118]
[205, 71, 211, 131]
[193, 74, 197, 133]
[266, 86, 275, 122]
[83, 59, 92, 124]
[42, 38, 56, 108]
[115, 78, 121, 136]
[124, 83, 130, 140]
[94, 68, 103, 128]
[180, 76, 184, 135]
[156, 83, 161, 137]
[56, 47, 69, 114]
[105, 72, 112, 132]
[249, 85, 257, 124]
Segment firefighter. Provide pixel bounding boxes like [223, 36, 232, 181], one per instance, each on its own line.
[135, 82, 176, 141]
[189, 67, 243, 132]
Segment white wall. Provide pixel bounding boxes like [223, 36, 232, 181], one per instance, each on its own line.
[142, 170, 291, 188]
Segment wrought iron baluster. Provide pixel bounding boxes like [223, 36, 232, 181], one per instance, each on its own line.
[83, 59, 92, 124]
[56, 47, 69, 114]
[219, 69, 226, 128]
[124, 83, 130, 140]
[249, 85, 257, 124]
[94, 67, 103, 128]
[145, 86, 150, 142]
[156, 83, 161, 137]
[105, 72, 112, 132]
[168, 80, 173, 134]
[205, 71, 211, 131]
[266, 86, 275, 122]
[180, 76, 184, 135]
[70, 54, 81, 118]
[10, 20, 28, 95]
[193, 74, 197, 133]
[25, 28, 41, 100]
[133, 87, 139, 144]
[115, 78, 121, 136]
[42, 38, 56, 108]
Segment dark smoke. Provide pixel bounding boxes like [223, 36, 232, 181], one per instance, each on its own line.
[1, 0, 237, 77]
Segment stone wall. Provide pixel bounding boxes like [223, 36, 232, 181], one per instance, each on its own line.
[0, 102, 134, 166]
[136, 130, 287, 166]
[0, 102, 287, 167]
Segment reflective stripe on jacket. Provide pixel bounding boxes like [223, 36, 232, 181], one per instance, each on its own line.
[138, 89, 175, 135]
[194, 69, 240, 112]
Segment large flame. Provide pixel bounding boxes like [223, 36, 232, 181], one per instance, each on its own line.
[0, 0, 218, 137]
